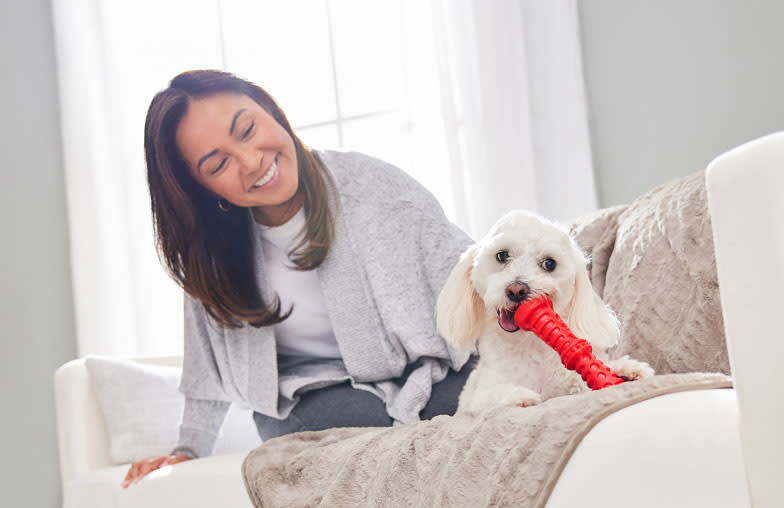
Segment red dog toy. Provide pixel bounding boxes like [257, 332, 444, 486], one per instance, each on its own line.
[513, 296, 624, 390]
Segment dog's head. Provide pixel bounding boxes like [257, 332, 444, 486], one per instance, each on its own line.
[436, 210, 619, 351]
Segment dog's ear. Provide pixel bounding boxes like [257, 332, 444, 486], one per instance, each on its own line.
[436, 244, 485, 352]
[563, 263, 619, 351]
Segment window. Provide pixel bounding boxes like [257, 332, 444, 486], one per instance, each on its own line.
[220, 0, 456, 216]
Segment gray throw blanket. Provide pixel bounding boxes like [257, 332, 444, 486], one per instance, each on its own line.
[243, 170, 732, 507]
[243, 373, 731, 508]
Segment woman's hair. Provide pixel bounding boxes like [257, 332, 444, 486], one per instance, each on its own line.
[144, 69, 337, 328]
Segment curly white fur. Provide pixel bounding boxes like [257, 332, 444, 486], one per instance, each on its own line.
[437, 210, 654, 413]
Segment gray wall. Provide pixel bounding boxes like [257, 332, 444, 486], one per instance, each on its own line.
[579, 0, 784, 207]
[0, 1, 77, 507]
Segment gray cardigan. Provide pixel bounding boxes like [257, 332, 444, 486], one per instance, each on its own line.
[174, 150, 473, 458]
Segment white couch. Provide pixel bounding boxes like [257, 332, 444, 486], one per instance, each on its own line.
[54, 132, 784, 507]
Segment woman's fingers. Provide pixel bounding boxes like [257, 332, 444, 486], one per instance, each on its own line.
[122, 459, 148, 488]
[121, 461, 140, 488]
[121, 455, 192, 488]
[121, 456, 165, 488]
[133, 457, 165, 485]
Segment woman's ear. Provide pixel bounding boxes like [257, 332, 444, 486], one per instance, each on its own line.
[563, 260, 619, 352]
[436, 244, 485, 352]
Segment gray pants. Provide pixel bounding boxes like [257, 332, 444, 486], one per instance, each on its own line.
[253, 356, 477, 441]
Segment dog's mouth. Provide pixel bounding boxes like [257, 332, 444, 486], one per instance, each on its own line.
[497, 306, 520, 333]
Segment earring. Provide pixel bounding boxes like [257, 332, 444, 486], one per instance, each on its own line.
[217, 198, 231, 212]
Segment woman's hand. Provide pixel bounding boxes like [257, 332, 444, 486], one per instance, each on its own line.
[121, 454, 192, 488]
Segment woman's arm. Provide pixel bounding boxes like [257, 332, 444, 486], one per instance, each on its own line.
[416, 193, 473, 300]
[122, 293, 236, 487]
[171, 397, 232, 458]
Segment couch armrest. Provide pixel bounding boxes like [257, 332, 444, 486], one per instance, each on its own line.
[54, 358, 112, 488]
[706, 131, 784, 508]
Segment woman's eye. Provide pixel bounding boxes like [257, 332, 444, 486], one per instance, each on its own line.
[541, 258, 557, 272]
[210, 157, 228, 175]
[495, 250, 510, 263]
[241, 122, 255, 140]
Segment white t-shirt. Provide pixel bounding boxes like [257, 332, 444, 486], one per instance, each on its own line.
[255, 209, 342, 361]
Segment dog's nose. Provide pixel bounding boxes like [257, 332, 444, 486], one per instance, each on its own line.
[505, 282, 530, 303]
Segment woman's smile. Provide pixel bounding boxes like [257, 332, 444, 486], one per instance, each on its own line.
[250, 152, 280, 191]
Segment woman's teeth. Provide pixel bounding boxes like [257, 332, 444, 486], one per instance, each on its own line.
[252, 156, 278, 189]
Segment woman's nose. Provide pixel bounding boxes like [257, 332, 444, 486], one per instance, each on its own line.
[236, 149, 262, 174]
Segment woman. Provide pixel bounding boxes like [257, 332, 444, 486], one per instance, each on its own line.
[122, 69, 475, 487]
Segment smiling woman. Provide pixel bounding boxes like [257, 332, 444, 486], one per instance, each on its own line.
[129, 68, 478, 488]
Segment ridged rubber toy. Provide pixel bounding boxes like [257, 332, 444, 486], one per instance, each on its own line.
[513, 296, 624, 390]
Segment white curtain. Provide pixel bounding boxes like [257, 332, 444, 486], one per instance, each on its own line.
[52, 0, 597, 356]
[51, 0, 227, 356]
[432, 0, 597, 238]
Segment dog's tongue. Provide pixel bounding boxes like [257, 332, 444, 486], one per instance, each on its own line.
[498, 309, 520, 332]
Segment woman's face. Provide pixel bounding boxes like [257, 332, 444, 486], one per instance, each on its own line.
[176, 92, 299, 214]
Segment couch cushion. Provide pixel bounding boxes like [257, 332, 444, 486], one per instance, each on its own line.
[63, 452, 252, 508]
[86, 357, 183, 463]
[547, 389, 748, 507]
[85, 356, 260, 464]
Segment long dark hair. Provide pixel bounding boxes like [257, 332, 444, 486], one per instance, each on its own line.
[144, 70, 337, 328]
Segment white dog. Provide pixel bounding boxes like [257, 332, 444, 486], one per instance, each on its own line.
[437, 210, 654, 413]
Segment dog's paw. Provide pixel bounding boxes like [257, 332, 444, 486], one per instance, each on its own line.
[607, 355, 655, 381]
[499, 386, 542, 408]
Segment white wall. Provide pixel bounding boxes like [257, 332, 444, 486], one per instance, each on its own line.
[579, 0, 784, 207]
[0, 1, 77, 506]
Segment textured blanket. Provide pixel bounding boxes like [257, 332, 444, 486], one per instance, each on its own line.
[243, 373, 731, 508]
[569, 171, 729, 375]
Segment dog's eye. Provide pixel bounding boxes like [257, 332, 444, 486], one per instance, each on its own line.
[541, 258, 557, 272]
[495, 250, 510, 263]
